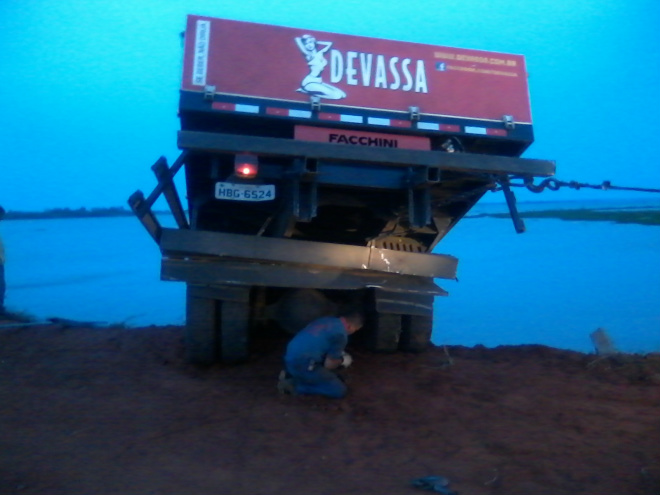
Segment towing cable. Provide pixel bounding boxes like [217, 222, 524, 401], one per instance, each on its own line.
[494, 176, 660, 233]
[514, 177, 660, 194]
[431, 173, 659, 233]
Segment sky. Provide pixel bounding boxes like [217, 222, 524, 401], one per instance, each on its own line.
[1, 0, 659, 212]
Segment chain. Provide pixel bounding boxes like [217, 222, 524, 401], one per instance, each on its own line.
[510, 177, 660, 194]
[428, 174, 659, 209]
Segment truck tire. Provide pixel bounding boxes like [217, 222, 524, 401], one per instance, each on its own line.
[269, 289, 336, 334]
[399, 314, 433, 353]
[218, 300, 250, 363]
[185, 289, 218, 366]
[369, 313, 402, 352]
[184, 285, 250, 365]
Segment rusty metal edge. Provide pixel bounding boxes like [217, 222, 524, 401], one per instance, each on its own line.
[160, 228, 458, 280]
[161, 257, 449, 296]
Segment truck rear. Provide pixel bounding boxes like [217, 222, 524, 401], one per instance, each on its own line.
[130, 15, 555, 364]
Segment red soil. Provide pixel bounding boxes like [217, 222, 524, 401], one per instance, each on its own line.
[1, 321, 659, 495]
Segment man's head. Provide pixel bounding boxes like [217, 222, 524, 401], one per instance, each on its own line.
[339, 309, 364, 334]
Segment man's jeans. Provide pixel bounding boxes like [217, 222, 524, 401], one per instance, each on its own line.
[285, 359, 347, 398]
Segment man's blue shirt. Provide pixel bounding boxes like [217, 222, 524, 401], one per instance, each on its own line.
[285, 316, 347, 365]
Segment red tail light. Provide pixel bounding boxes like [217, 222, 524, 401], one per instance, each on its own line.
[234, 154, 258, 178]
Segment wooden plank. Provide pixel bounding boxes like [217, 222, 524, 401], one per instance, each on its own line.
[127, 191, 162, 243]
[151, 156, 189, 230]
[142, 151, 188, 210]
[160, 228, 458, 280]
[161, 258, 448, 296]
[178, 131, 556, 177]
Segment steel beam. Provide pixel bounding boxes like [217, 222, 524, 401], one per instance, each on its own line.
[373, 288, 434, 317]
[178, 131, 555, 177]
[162, 258, 448, 296]
[160, 228, 458, 279]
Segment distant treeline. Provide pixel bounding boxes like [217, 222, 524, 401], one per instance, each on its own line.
[3, 206, 659, 226]
[4, 207, 138, 220]
[473, 209, 660, 226]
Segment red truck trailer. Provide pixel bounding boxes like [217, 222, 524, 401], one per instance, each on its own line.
[130, 15, 554, 364]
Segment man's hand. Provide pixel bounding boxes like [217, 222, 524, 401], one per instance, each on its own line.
[324, 352, 353, 370]
[324, 356, 343, 370]
[341, 351, 353, 368]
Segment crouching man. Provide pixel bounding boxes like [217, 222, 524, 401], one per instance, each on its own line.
[278, 310, 364, 398]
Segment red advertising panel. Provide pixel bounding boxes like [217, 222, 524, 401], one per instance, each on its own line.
[182, 16, 532, 124]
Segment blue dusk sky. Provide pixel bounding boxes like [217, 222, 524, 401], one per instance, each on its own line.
[1, 0, 659, 212]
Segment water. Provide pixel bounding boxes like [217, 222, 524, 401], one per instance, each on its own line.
[2, 200, 659, 353]
[3, 214, 186, 327]
[433, 212, 660, 354]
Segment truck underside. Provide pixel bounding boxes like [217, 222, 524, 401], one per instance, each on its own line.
[130, 108, 554, 364]
[129, 16, 554, 364]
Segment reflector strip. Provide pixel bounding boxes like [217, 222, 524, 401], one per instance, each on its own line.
[266, 107, 312, 118]
[288, 109, 312, 119]
[212, 102, 260, 113]
[465, 126, 487, 135]
[265, 107, 288, 116]
[212, 102, 236, 111]
[319, 113, 362, 123]
[340, 114, 363, 123]
[390, 119, 412, 128]
[418, 122, 440, 131]
[318, 112, 340, 121]
[440, 124, 461, 132]
[367, 117, 390, 126]
[235, 104, 259, 114]
[212, 101, 506, 136]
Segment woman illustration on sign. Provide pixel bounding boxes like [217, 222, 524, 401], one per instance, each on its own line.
[295, 34, 346, 100]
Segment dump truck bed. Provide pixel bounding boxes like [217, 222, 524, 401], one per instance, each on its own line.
[181, 15, 533, 156]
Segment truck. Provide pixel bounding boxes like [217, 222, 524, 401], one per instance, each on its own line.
[129, 15, 555, 365]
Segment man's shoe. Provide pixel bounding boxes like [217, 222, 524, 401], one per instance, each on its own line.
[277, 370, 297, 395]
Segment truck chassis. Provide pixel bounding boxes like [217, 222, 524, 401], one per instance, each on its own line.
[129, 130, 553, 364]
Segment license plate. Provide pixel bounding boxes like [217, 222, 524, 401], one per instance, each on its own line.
[214, 182, 276, 201]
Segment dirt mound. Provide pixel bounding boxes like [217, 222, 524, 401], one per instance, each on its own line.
[1, 322, 659, 495]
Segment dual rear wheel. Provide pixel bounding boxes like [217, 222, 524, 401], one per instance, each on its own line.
[184, 285, 435, 365]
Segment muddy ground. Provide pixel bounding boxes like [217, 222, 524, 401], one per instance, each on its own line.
[1, 319, 659, 495]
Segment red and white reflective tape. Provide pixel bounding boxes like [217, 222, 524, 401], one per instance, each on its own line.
[319, 112, 363, 123]
[367, 117, 412, 128]
[212, 102, 260, 113]
[465, 125, 508, 136]
[212, 101, 507, 136]
[418, 122, 462, 133]
[265, 107, 312, 119]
